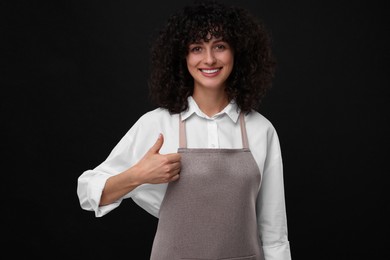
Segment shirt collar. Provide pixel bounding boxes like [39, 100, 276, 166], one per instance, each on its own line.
[181, 96, 240, 123]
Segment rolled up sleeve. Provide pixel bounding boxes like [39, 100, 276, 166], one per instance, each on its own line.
[77, 170, 123, 217]
[76, 111, 168, 218]
[76, 118, 145, 217]
[257, 127, 292, 260]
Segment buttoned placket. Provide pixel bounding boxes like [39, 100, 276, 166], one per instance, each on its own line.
[207, 118, 219, 148]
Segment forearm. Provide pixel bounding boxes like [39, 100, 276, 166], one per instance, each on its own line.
[99, 165, 142, 206]
[100, 134, 181, 206]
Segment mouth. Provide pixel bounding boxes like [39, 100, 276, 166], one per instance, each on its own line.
[199, 67, 222, 77]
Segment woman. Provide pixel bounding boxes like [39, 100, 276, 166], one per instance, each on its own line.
[77, 1, 292, 259]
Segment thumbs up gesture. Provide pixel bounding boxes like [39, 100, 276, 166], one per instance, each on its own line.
[135, 134, 181, 184]
[99, 133, 181, 206]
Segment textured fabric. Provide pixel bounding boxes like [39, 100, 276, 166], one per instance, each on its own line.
[150, 115, 264, 260]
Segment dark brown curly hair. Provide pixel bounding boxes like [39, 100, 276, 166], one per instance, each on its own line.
[148, 0, 276, 114]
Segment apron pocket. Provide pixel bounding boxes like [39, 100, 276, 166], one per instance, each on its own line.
[220, 255, 256, 260]
[181, 255, 256, 260]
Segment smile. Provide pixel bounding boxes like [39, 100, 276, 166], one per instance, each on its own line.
[199, 68, 223, 77]
[201, 68, 220, 73]
[199, 68, 222, 74]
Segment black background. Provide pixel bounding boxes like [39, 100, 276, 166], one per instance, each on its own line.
[2, 0, 389, 259]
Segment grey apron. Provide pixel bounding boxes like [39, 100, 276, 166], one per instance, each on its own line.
[150, 113, 263, 260]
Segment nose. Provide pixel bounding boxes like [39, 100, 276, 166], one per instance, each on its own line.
[204, 49, 216, 65]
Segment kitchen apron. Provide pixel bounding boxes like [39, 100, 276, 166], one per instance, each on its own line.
[150, 113, 263, 260]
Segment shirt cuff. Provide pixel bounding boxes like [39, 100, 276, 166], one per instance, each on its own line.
[262, 241, 292, 260]
[87, 173, 123, 217]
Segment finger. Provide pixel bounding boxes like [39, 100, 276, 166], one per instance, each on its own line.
[169, 174, 180, 182]
[162, 162, 180, 176]
[170, 162, 181, 172]
[166, 153, 181, 162]
[148, 133, 164, 154]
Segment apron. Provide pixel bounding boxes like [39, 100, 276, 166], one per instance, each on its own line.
[150, 113, 263, 260]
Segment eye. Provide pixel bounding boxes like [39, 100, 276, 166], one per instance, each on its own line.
[190, 46, 202, 53]
[214, 44, 226, 51]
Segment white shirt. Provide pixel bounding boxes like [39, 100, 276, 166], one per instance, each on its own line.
[77, 96, 292, 259]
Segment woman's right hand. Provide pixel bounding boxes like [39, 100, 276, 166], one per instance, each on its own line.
[133, 133, 181, 185]
[100, 134, 180, 206]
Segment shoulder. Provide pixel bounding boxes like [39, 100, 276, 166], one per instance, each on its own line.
[245, 110, 283, 162]
[245, 110, 276, 132]
[137, 108, 171, 124]
[128, 107, 179, 140]
[121, 107, 179, 150]
[136, 108, 178, 127]
[141, 107, 170, 117]
[245, 110, 281, 144]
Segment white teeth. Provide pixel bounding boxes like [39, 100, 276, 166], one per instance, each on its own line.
[201, 69, 220, 74]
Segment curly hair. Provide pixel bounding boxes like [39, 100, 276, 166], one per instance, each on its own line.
[148, 0, 276, 114]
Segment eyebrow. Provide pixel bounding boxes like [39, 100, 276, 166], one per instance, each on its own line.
[212, 39, 226, 44]
[189, 38, 226, 45]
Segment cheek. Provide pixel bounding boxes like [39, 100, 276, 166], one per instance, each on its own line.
[226, 53, 234, 66]
[186, 62, 195, 74]
[225, 55, 234, 75]
[186, 55, 199, 68]
[186, 58, 197, 77]
[217, 52, 234, 66]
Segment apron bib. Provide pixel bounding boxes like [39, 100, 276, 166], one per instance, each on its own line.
[150, 113, 263, 260]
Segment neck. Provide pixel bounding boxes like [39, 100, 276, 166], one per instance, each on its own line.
[192, 88, 229, 117]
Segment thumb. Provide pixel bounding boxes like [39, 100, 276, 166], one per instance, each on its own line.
[148, 133, 164, 154]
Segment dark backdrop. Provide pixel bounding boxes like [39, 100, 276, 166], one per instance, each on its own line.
[2, 0, 389, 259]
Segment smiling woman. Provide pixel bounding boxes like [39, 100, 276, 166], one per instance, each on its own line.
[148, 0, 276, 115]
[77, 0, 291, 259]
[186, 37, 234, 116]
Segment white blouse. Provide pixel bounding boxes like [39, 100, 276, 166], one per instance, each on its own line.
[77, 96, 292, 260]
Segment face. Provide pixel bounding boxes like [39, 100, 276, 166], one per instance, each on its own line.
[186, 37, 234, 92]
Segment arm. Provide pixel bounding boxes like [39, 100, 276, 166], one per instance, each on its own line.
[77, 125, 180, 217]
[257, 127, 292, 260]
[99, 134, 180, 206]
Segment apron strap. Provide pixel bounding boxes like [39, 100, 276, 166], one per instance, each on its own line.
[179, 114, 187, 148]
[179, 112, 249, 149]
[239, 112, 249, 149]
